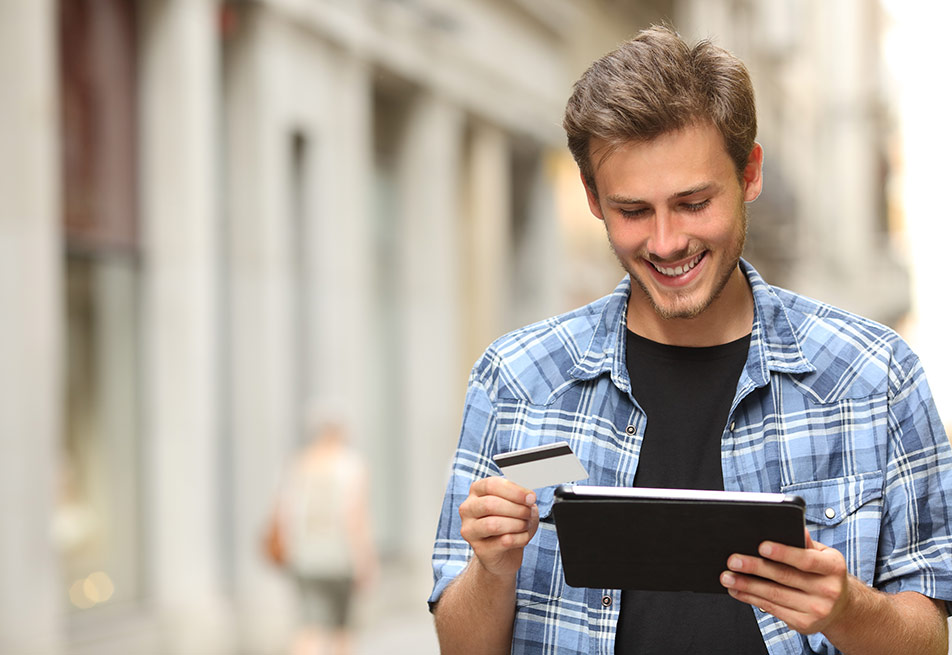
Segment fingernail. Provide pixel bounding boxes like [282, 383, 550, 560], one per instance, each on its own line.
[526, 493, 536, 505]
[729, 557, 743, 571]
[760, 543, 773, 557]
[721, 572, 736, 586]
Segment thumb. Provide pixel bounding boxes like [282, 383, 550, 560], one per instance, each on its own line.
[804, 527, 824, 550]
[527, 503, 540, 539]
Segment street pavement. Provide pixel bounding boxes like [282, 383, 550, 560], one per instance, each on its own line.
[356, 608, 438, 655]
[353, 561, 439, 655]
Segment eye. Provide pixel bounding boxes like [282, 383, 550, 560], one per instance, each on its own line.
[683, 199, 711, 213]
[619, 207, 649, 219]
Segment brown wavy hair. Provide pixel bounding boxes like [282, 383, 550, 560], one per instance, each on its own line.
[563, 24, 757, 195]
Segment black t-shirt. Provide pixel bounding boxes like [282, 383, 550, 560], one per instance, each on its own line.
[614, 330, 767, 655]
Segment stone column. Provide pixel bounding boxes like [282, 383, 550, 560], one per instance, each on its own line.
[0, 1, 63, 652]
[812, 0, 876, 275]
[139, 0, 230, 651]
[525, 153, 564, 317]
[223, 7, 298, 650]
[510, 149, 564, 327]
[315, 54, 375, 438]
[398, 92, 466, 572]
[463, 123, 512, 364]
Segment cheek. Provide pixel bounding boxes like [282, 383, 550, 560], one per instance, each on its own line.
[699, 208, 747, 247]
[605, 221, 648, 252]
[608, 234, 645, 261]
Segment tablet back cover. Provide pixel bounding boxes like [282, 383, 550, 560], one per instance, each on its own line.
[552, 486, 805, 593]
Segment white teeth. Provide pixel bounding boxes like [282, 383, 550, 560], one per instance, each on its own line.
[652, 253, 702, 277]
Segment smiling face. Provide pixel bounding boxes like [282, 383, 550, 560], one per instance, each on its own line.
[585, 122, 763, 345]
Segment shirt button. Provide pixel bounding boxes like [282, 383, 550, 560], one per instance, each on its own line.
[625, 425, 635, 435]
[729, 421, 736, 431]
[601, 595, 613, 607]
[825, 507, 836, 519]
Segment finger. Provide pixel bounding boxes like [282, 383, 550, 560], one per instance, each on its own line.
[725, 552, 846, 612]
[722, 565, 807, 603]
[723, 573, 842, 635]
[721, 562, 828, 624]
[484, 528, 535, 551]
[725, 554, 811, 593]
[726, 551, 841, 607]
[758, 541, 844, 577]
[526, 503, 540, 539]
[803, 527, 814, 549]
[491, 506, 540, 548]
[722, 579, 816, 630]
[460, 492, 534, 522]
[470, 476, 535, 506]
[461, 514, 535, 542]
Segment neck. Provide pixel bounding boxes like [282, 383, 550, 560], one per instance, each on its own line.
[627, 266, 754, 347]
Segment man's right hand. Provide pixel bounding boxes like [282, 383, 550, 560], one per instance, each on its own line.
[435, 477, 539, 654]
[458, 476, 540, 579]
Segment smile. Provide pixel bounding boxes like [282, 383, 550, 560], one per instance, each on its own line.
[649, 252, 705, 277]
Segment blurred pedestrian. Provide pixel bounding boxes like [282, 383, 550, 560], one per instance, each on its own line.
[266, 412, 376, 655]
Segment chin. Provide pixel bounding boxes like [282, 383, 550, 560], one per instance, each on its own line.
[650, 297, 710, 321]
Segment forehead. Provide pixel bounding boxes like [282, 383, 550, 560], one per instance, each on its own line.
[590, 123, 736, 197]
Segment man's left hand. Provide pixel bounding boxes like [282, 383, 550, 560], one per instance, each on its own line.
[720, 529, 851, 634]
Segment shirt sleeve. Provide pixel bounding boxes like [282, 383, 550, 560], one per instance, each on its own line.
[428, 373, 500, 610]
[876, 350, 952, 614]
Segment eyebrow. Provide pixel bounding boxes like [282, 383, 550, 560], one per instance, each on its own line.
[606, 183, 718, 205]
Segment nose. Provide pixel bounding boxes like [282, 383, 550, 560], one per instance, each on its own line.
[647, 210, 689, 261]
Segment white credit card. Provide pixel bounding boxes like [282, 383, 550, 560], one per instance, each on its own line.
[493, 441, 589, 490]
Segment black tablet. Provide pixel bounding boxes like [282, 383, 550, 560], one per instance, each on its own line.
[552, 485, 806, 594]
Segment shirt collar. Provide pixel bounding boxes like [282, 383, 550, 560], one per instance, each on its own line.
[741, 259, 815, 388]
[567, 259, 815, 392]
[567, 276, 632, 391]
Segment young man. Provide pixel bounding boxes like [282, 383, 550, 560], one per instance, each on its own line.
[429, 25, 952, 654]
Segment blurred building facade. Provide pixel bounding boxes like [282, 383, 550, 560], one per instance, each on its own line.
[1, 0, 909, 653]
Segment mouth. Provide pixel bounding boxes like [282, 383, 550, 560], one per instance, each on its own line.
[648, 252, 705, 278]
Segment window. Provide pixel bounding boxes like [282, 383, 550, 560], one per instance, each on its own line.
[56, 0, 143, 612]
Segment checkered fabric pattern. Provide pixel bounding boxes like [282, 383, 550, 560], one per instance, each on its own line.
[430, 260, 952, 655]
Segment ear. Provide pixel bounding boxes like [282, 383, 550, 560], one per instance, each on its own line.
[742, 143, 764, 202]
[582, 171, 605, 220]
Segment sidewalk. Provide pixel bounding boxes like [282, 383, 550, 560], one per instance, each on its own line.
[353, 559, 439, 655]
[356, 608, 438, 655]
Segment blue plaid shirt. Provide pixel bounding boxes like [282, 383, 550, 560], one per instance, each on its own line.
[430, 260, 952, 655]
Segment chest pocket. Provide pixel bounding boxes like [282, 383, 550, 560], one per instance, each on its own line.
[515, 487, 565, 608]
[781, 471, 884, 584]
